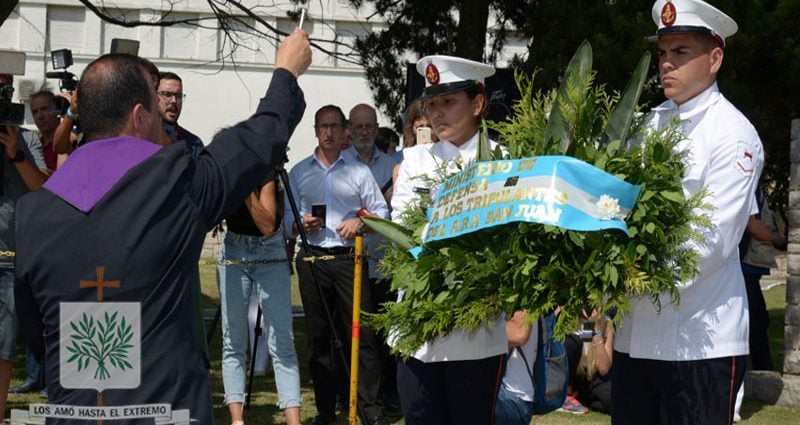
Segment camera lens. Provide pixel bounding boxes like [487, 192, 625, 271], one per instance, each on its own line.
[53, 97, 70, 115]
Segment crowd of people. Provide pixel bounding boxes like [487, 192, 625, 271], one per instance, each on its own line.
[0, 0, 783, 424]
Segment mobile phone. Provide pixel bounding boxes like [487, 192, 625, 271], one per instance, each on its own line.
[416, 126, 432, 145]
[311, 204, 326, 222]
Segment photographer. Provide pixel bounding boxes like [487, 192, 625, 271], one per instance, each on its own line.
[52, 90, 80, 155]
[28, 90, 63, 171]
[0, 72, 48, 415]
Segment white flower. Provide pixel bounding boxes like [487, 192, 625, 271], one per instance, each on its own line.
[596, 195, 621, 220]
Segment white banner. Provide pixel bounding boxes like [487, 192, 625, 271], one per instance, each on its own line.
[28, 404, 170, 421]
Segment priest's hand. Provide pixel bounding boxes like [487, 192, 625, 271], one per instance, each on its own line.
[276, 28, 312, 78]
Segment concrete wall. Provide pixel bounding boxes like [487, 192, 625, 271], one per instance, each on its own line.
[787, 118, 800, 376]
[748, 118, 800, 407]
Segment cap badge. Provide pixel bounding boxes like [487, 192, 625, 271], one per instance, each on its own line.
[661, 1, 677, 27]
[425, 63, 440, 85]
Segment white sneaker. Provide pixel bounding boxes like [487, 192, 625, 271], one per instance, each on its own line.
[733, 413, 741, 423]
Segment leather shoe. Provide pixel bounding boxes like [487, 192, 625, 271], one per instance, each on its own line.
[310, 413, 336, 425]
[8, 379, 41, 394]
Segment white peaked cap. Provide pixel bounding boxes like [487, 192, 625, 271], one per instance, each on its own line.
[651, 0, 738, 46]
[416, 55, 495, 98]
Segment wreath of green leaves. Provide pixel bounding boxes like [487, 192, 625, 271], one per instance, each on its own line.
[364, 41, 711, 356]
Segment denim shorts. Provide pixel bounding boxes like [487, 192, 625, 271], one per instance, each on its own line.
[0, 268, 18, 360]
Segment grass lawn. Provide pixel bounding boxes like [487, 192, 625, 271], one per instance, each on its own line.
[6, 261, 800, 424]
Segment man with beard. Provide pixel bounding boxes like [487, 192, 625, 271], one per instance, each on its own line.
[157, 72, 203, 155]
[345, 103, 398, 412]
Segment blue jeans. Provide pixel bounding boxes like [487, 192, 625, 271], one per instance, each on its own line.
[0, 268, 17, 360]
[495, 385, 535, 425]
[22, 349, 43, 385]
[217, 231, 301, 409]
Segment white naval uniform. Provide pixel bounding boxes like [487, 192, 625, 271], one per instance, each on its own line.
[391, 131, 508, 362]
[615, 82, 763, 361]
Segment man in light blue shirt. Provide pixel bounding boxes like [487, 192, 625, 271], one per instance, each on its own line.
[287, 104, 389, 425]
[346, 104, 397, 196]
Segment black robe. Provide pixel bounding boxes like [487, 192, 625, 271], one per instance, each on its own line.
[14, 69, 304, 424]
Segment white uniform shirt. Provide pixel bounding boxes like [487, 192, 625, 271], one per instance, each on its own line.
[391, 132, 508, 362]
[615, 83, 763, 361]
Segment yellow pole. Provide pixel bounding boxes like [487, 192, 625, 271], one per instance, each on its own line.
[349, 235, 363, 425]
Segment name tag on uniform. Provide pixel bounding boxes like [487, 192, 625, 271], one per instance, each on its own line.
[413, 187, 430, 194]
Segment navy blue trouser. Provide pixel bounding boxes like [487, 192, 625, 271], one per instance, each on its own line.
[612, 351, 746, 425]
[397, 355, 505, 425]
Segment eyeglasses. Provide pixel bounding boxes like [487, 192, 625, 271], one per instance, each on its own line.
[157, 91, 186, 101]
[350, 123, 377, 132]
[315, 123, 343, 132]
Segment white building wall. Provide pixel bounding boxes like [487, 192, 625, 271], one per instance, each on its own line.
[2, 0, 388, 168]
[2, 1, 529, 167]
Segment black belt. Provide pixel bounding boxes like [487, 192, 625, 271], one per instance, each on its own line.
[306, 245, 354, 255]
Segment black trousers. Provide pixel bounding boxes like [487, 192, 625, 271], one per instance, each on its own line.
[612, 351, 746, 425]
[743, 271, 773, 370]
[371, 277, 399, 403]
[296, 246, 383, 420]
[397, 355, 505, 425]
[564, 334, 582, 390]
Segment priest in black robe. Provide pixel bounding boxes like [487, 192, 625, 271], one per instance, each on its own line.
[14, 29, 311, 424]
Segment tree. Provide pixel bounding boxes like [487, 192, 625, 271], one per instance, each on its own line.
[74, 0, 360, 65]
[353, 0, 798, 217]
[349, 0, 501, 129]
[713, 0, 800, 219]
[7, 0, 796, 214]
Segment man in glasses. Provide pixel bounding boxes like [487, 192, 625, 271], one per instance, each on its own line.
[157, 72, 202, 155]
[287, 104, 389, 425]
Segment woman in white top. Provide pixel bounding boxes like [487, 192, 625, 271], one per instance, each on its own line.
[391, 55, 508, 425]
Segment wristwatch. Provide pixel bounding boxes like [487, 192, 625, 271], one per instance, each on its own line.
[9, 150, 25, 164]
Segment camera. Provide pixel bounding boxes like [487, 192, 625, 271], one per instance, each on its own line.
[577, 321, 596, 341]
[0, 85, 25, 131]
[46, 49, 79, 92]
[0, 49, 27, 131]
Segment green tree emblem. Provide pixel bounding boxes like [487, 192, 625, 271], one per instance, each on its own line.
[66, 311, 134, 380]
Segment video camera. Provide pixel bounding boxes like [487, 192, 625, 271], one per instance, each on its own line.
[47, 49, 78, 92]
[0, 93, 25, 133]
[0, 50, 26, 132]
[45, 49, 78, 115]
